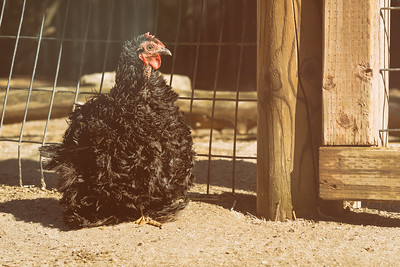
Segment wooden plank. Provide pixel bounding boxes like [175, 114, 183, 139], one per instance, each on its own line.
[320, 146, 400, 201]
[257, 0, 321, 220]
[0, 84, 257, 134]
[322, 0, 388, 145]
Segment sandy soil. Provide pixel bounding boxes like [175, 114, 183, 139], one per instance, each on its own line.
[1, 118, 400, 266]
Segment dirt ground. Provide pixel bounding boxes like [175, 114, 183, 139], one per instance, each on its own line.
[1, 118, 400, 266]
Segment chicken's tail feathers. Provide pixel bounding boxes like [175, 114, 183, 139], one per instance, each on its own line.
[39, 144, 64, 170]
[39, 144, 90, 170]
[147, 196, 190, 222]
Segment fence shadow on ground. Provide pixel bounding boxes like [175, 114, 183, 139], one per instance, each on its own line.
[0, 159, 66, 229]
[0, 158, 258, 192]
[0, 158, 257, 230]
[0, 158, 58, 188]
[191, 159, 257, 216]
[193, 159, 256, 192]
[189, 191, 257, 217]
[1, 158, 400, 228]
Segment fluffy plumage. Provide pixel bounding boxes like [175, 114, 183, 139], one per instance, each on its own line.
[40, 33, 195, 229]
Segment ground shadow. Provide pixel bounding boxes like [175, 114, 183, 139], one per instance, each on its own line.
[0, 158, 256, 192]
[317, 208, 400, 228]
[0, 158, 58, 189]
[192, 158, 400, 227]
[190, 159, 257, 217]
[361, 201, 400, 213]
[189, 191, 257, 216]
[2, 158, 400, 228]
[193, 159, 256, 192]
[0, 197, 68, 230]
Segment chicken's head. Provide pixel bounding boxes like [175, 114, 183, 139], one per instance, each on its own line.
[137, 32, 171, 73]
[115, 33, 172, 88]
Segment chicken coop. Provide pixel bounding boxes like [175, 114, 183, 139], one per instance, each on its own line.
[1, 0, 400, 222]
[0, 0, 257, 199]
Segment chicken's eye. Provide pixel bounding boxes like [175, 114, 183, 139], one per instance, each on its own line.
[147, 45, 154, 50]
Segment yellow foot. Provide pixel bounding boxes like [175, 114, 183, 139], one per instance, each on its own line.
[134, 209, 162, 229]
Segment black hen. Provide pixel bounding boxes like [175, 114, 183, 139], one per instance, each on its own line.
[40, 33, 195, 229]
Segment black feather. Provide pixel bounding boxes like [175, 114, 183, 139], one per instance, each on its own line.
[40, 33, 195, 229]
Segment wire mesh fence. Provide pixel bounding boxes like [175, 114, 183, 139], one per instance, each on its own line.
[381, 4, 400, 144]
[0, 0, 257, 193]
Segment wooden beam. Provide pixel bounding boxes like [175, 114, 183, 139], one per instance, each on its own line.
[322, 0, 389, 146]
[257, 0, 322, 220]
[0, 84, 258, 134]
[320, 146, 400, 201]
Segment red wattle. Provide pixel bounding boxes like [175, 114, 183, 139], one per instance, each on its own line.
[148, 54, 161, 70]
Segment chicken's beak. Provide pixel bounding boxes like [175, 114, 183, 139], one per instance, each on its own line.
[158, 47, 172, 56]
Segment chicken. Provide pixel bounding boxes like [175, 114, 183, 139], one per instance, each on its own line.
[40, 33, 195, 229]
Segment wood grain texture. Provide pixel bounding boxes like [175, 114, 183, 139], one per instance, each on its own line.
[322, 0, 389, 145]
[257, 0, 321, 220]
[320, 146, 400, 201]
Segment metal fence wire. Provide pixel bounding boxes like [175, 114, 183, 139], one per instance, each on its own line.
[0, 0, 257, 193]
[381, 5, 400, 141]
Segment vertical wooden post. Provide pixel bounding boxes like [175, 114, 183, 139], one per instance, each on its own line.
[257, 0, 322, 220]
[322, 0, 389, 146]
[319, 0, 391, 201]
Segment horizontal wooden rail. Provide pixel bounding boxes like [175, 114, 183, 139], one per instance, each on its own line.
[320, 146, 400, 201]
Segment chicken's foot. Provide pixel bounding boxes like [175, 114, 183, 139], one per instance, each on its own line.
[135, 208, 162, 229]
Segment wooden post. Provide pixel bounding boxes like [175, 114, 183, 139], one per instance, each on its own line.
[322, 0, 389, 146]
[320, 1, 392, 201]
[257, 0, 322, 220]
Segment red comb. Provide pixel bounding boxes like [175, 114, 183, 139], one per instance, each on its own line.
[145, 32, 155, 39]
[145, 32, 163, 46]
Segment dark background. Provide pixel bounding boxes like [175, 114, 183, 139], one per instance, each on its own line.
[0, 0, 257, 92]
[389, 0, 400, 90]
[2, 1, 399, 91]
